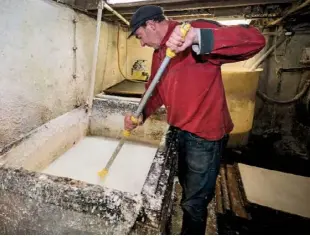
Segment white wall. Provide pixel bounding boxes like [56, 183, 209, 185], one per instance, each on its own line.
[0, 0, 126, 148]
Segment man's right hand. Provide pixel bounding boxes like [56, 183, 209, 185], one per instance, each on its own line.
[124, 113, 143, 131]
[166, 25, 199, 54]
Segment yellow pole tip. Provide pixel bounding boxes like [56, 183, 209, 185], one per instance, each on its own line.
[166, 48, 176, 58]
[130, 116, 138, 124]
[98, 169, 108, 178]
[123, 130, 131, 137]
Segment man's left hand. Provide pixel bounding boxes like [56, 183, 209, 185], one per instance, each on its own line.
[166, 25, 198, 53]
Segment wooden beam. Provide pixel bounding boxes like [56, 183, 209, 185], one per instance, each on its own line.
[85, 0, 190, 10]
[220, 165, 231, 211]
[268, 0, 310, 26]
[108, 0, 295, 10]
[226, 165, 249, 219]
[104, 5, 284, 19]
[107, 0, 195, 8]
[215, 175, 225, 214]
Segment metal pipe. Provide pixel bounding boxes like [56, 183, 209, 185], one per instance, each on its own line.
[87, 0, 104, 112]
[250, 35, 288, 71]
[103, 2, 129, 26]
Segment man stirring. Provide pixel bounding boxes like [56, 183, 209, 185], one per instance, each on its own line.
[124, 5, 265, 234]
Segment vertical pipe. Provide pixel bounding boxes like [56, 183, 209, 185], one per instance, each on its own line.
[87, 0, 104, 112]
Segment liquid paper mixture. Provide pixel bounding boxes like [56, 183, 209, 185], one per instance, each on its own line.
[42, 136, 157, 194]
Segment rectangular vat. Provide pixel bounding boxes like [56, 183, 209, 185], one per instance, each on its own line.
[0, 97, 177, 234]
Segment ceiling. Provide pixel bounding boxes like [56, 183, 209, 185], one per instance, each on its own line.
[55, 0, 310, 29]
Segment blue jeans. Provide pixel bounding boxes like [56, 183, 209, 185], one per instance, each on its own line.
[176, 128, 228, 235]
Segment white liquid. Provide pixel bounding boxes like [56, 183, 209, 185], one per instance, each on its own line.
[42, 136, 157, 194]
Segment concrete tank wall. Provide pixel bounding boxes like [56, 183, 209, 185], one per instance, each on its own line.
[0, 99, 177, 234]
[0, 0, 126, 148]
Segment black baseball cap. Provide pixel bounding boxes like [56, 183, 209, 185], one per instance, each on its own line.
[128, 5, 164, 38]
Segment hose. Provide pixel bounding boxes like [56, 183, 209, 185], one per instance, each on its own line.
[252, 32, 310, 105]
[257, 80, 310, 104]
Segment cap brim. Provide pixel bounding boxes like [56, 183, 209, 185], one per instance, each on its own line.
[127, 30, 135, 39]
[127, 25, 139, 39]
[127, 20, 147, 39]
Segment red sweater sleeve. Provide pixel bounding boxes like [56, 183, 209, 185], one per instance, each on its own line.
[191, 20, 266, 64]
[141, 53, 163, 120]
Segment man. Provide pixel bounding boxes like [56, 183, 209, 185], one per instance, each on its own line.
[125, 5, 265, 235]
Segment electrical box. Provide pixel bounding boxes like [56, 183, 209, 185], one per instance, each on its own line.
[131, 60, 149, 81]
[300, 47, 310, 64]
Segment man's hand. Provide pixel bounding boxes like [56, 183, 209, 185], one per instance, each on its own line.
[166, 26, 199, 53]
[124, 113, 143, 131]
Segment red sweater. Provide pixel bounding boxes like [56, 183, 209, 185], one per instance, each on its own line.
[142, 20, 266, 141]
